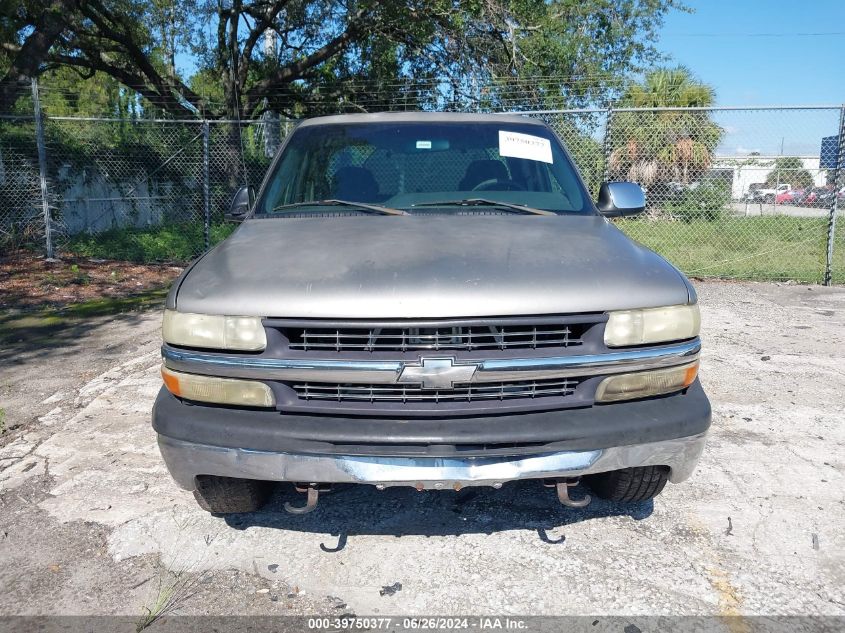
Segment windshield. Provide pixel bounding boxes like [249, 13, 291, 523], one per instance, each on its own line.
[256, 121, 592, 215]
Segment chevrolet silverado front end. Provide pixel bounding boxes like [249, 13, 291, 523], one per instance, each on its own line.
[152, 112, 710, 514]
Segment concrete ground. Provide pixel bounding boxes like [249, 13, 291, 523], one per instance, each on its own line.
[729, 202, 843, 218]
[0, 281, 843, 618]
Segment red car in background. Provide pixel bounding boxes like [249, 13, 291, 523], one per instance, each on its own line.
[802, 188, 824, 206]
[800, 186, 844, 208]
[775, 189, 801, 205]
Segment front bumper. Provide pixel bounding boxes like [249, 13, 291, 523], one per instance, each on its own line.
[153, 380, 711, 490]
[158, 431, 707, 490]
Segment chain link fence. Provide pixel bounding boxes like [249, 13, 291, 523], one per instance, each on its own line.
[1, 100, 843, 284]
[541, 105, 845, 284]
[0, 115, 291, 263]
[0, 118, 43, 252]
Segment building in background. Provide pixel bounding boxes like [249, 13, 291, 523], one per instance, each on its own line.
[709, 155, 827, 200]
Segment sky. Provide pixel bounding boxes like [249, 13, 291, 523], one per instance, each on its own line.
[656, 0, 845, 155]
[656, 0, 845, 106]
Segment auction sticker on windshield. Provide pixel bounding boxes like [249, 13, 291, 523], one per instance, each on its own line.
[498, 130, 553, 163]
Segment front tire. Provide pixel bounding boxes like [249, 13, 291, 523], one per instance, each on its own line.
[193, 475, 271, 514]
[585, 466, 669, 502]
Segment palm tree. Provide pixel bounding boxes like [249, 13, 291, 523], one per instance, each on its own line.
[608, 67, 722, 191]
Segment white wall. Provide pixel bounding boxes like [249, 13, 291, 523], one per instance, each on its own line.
[711, 156, 828, 199]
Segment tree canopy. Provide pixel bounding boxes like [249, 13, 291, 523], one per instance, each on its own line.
[765, 157, 815, 189]
[608, 66, 722, 188]
[1, 0, 687, 117]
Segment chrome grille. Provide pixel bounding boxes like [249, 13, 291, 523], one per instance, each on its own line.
[286, 324, 586, 352]
[292, 378, 579, 403]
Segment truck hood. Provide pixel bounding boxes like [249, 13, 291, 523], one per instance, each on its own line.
[172, 215, 692, 318]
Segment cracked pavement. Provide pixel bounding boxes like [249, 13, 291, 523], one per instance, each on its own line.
[0, 281, 843, 617]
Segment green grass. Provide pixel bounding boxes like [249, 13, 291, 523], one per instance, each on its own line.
[65, 223, 235, 263]
[54, 287, 169, 318]
[835, 219, 845, 285]
[616, 215, 831, 283]
[136, 565, 209, 632]
[0, 287, 168, 345]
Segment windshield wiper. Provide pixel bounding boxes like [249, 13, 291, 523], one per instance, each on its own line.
[411, 198, 556, 216]
[269, 199, 408, 216]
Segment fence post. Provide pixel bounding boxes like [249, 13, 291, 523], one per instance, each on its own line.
[31, 77, 54, 260]
[601, 106, 614, 183]
[202, 120, 210, 251]
[824, 105, 845, 286]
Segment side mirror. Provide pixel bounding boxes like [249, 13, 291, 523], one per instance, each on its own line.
[225, 186, 254, 222]
[596, 182, 646, 217]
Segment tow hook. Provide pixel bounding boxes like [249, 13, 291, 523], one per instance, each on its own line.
[544, 477, 592, 508]
[284, 483, 328, 514]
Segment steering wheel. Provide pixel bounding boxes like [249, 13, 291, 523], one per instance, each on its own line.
[471, 178, 526, 192]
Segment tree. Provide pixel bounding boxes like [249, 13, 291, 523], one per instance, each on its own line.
[0, 0, 74, 112]
[29, 67, 135, 117]
[1, 0, 685, 117]
[608, 66, 722, 190]
[765, 157, 814, 190]
[480, 1, 689, 110]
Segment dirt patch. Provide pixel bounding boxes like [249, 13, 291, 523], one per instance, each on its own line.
[0, 251, 182, 313]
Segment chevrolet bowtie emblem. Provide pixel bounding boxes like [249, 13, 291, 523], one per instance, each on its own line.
[397, 357, 479, 390]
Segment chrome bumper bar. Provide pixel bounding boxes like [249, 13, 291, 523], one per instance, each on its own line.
[158, 432, 707, 490]
[161, 339, 700, 385]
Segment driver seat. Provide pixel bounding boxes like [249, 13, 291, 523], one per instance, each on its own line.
[332, 166, 379, 201]
[459, 159, 509, 190]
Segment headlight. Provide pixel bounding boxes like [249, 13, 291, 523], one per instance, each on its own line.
[162, 309, 266, 351]
[595, 361, 699, 403]
[604, 304, 700, 347]
[161, 366, 275, 407]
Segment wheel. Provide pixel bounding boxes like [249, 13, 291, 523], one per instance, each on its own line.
[192, 475, 272, 514]
[585, 466, 669, 502]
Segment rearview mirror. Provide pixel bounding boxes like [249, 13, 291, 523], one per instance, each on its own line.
[225, 186, 254, 222]
[596, 182, 645, 217]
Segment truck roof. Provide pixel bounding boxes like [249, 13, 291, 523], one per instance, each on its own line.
[297, 111, 547, 128]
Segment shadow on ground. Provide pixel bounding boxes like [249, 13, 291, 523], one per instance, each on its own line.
[0, 309, 158, 364]
[0, 250, 174, 364]
[224, 480, 652, 546]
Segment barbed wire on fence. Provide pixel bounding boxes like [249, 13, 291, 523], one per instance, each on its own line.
[1, 90, 843, 284]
